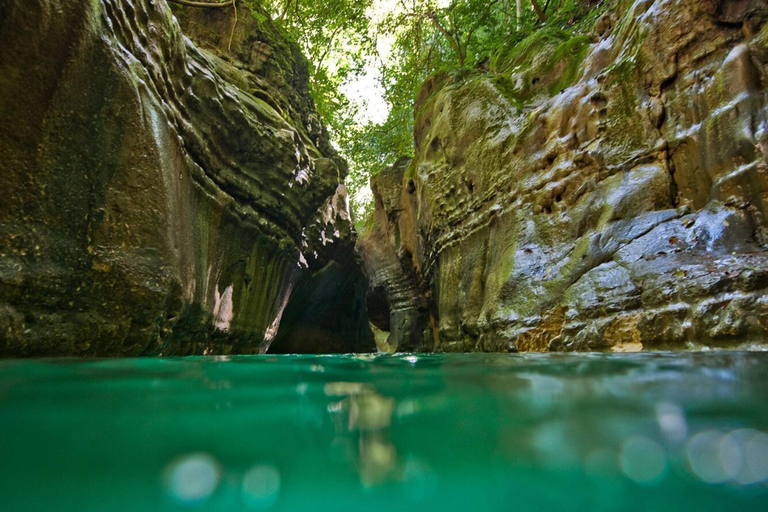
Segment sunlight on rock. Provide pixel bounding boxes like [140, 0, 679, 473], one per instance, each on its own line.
[162, 453, 221, 504]
[611, 341, 643, 353]
[212, 284, 234, 332]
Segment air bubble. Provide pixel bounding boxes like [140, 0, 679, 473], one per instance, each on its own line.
[242, 464, 281, 509]
[620, 437, 667, 484]
[163, 452, 221, 504]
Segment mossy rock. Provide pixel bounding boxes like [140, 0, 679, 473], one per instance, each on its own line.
[0, 0, 373, 356]
[490, 28, 591, 105]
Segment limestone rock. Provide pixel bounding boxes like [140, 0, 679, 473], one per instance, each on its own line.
[357, 158, 434, 352]
[358, 0, 768, 352]
[0, 0, 373, 355]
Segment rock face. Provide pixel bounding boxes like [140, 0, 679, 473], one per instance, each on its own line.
[0, 0, 373, 355]
[358, 158, 435, 352]
[359, 0, 768, 352]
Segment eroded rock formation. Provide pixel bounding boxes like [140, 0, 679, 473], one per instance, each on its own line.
[0, 0, 373, 355]
[358, 158, 435, 352]
[359, 0, 768, 352]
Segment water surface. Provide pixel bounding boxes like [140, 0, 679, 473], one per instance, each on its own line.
[1, 353, 768, 511]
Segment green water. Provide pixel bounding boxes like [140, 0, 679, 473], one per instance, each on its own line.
[1, 353, 768, 511]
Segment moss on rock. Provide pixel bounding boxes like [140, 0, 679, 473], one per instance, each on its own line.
[358, 0, 768, 353]
[0, 0, 373, 356]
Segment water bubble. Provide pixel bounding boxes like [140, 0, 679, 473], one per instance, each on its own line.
[717, 431, 743, 481]
[656, 402, 687, 442]
[404, 355, 418, 364]
[242, 464, 281, 509]
[686, 431, 731, 484]
[163, 452, 221, 504]
[732, 430, 768, 485]
[620, 437, 667, 484]
[687, 429, 768, 485]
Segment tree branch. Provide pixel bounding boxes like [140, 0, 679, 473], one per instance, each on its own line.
[315, 24, 344, 72]
[279, 0, 293, 20]
[529, 0, 547, 22]
[427, 9, 463, 65]
[465, 0, 500, 43]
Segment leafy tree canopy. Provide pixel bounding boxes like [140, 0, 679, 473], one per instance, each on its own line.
[234, 0, 611, 223]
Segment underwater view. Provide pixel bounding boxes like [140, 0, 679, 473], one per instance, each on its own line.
[2, 353, 768, 511]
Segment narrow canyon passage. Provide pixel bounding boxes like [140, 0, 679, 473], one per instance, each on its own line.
[1, 0, 768, 357]
[2, 2, 768, 511]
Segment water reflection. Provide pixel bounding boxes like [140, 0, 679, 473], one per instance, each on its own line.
[656, 402, 688, 442]
[2, 353, 768, 511]
[325, 381, 399, 487]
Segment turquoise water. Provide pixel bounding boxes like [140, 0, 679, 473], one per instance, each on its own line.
[1, 353, 768, 511]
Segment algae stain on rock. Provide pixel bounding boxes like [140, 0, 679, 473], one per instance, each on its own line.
[0, 0, 374, 356]
[357, 0, 768, 353]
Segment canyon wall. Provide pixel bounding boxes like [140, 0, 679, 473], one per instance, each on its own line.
[0, 0, 373, 355]
[359, 0, 768, 352]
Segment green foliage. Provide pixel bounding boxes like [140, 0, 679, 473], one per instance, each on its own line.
[252, 1, 616, 220]
[491, 26, 572, 74]
[352, 0, 610, 188]
[261, 0, 374, 133]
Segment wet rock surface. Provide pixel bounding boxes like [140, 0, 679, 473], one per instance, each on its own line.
[357, 158, 435, 352]
[0, 0, 373, 355]
[358, 0, 768, 352]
